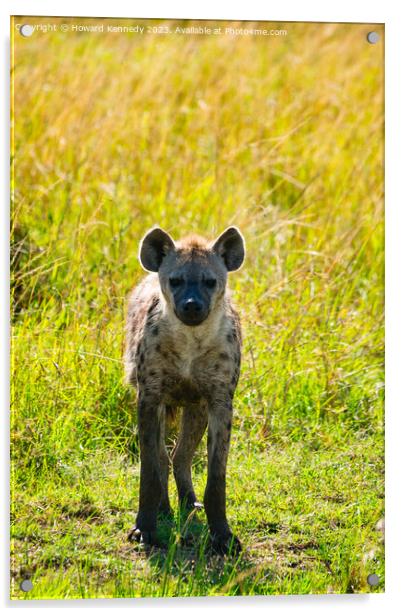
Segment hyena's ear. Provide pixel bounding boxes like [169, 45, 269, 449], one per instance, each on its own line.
[139, 227, 175, 272]
[212, 227, 245, 271]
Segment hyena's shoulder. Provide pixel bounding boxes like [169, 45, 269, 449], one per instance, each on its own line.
[124, 274, 161, 384]
[127, 273, 160, 324]
[224, 293, 242, 347]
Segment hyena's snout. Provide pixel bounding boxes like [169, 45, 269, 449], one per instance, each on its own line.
[174, 287, 209, 326]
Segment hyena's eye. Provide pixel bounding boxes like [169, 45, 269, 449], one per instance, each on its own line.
[169, 277, 183, 288]
[204, 278, 217, 289]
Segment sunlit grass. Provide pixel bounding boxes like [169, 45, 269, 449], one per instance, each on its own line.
[11, 18, 384, 598]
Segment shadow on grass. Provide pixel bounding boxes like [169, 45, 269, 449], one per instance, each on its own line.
[128, 507, 257, 596]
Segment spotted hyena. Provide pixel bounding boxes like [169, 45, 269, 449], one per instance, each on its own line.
[125, 226, 245, 554]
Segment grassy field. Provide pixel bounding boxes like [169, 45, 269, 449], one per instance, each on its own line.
[10, 18, 384, 598]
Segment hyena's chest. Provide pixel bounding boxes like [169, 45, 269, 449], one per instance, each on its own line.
[158, 338, 238, 404]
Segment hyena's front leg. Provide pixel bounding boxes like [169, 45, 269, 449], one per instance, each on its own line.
[158, 406, 172, 516]
[204, 395, 241, 554]
[128, 391, 162, 545]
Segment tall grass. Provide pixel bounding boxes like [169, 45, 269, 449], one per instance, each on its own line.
[11, 18, 384, 598]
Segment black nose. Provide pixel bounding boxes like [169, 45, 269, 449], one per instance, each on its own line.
[183, 298, 202, 314]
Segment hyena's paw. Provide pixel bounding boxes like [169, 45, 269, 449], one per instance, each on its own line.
[210, 533, 242, 556]
[179, 497, 204, 514]
[127, 526, 158, 546]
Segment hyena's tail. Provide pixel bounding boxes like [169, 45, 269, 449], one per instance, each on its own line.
[165, 405, 179, 427]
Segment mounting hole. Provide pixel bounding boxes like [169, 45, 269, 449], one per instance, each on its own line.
[20, 578, 33, 592]
[367, 573, 379, 587]
[20, 24, 34, 37]
[367, 31, 379, 45]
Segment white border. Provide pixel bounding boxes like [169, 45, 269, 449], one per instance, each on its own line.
[0, 0, 392, 22]
[2, 1, 400, 614]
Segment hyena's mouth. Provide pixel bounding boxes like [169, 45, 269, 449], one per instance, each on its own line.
[174, 309, 210, 327]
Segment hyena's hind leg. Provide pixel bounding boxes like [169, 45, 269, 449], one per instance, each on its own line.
[172, 402, 208, 510]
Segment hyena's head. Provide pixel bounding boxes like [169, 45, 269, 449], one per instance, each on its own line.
[139, 226, 245, 326]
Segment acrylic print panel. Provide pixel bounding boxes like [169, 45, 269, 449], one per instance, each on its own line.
[10, 16, 384, 599]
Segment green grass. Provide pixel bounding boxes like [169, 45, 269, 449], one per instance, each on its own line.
[10, 18, 384, 598]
